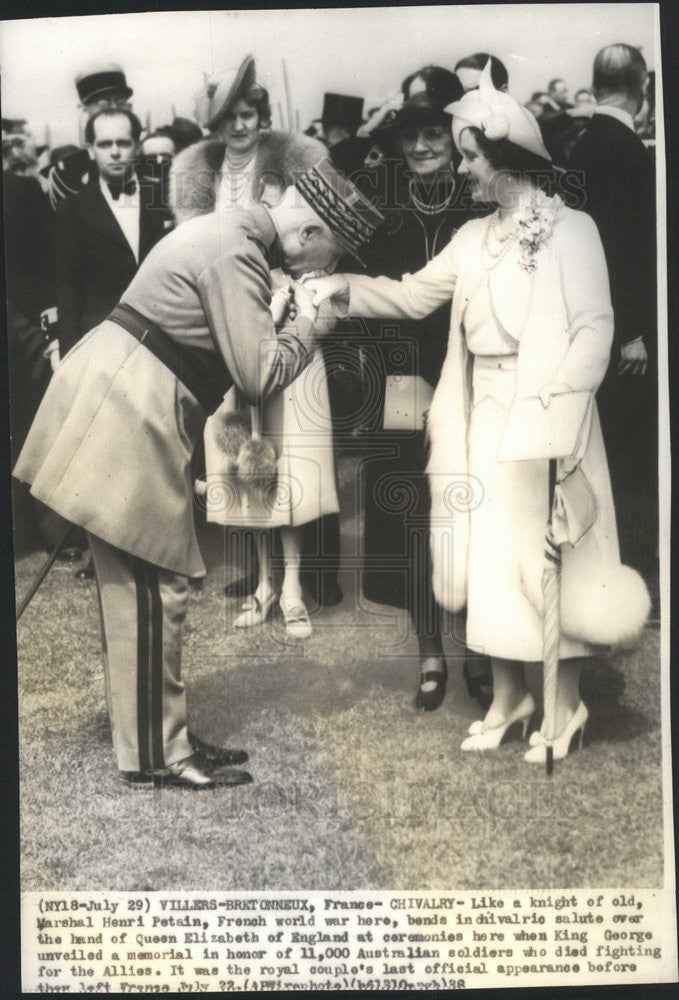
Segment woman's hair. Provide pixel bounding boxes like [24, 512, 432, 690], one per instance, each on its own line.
[464, 125, 558, 195]
[241, 83, 272, 129]
[454, 53, 509, 91]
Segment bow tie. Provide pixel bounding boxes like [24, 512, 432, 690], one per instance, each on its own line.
[107, 179, 137, 200]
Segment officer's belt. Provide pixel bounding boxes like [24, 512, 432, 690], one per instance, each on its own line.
[108, 302, 232, 414]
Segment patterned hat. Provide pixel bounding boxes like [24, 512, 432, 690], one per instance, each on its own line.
[294, 157, 384, 265]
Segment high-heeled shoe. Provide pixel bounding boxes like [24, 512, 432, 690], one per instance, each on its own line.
[461, 692, 535, 751]
[524, 701, 588, 763]
[279, 593, 312, 639]
[416, 657, 448, 711]
[233, 584, 278, 628]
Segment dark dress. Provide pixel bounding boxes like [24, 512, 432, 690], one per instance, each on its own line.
[357, 169, 481, 626]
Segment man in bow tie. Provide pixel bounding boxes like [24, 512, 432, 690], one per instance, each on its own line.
[54, 108, 172, 358]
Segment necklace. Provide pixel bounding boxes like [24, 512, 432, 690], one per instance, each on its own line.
[408, 175, 456, 216]
[481, 212, 519, 269]
[224, 148, 256, 172]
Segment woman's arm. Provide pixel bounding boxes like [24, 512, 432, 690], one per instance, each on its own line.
[308, 232, 463, 322]
[550, 211, 614, 392]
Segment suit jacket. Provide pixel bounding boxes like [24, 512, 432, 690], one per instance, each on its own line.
[568, 112, 656, 359]
[55, 179, 172, 354]
[3, 173, 56, 453]
[15, 206, 317, 576]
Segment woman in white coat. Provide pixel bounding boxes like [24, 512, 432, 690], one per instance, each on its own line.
[307, 64, 649, 761]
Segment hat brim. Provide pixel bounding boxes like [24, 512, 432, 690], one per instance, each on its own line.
[207, 55, 256, 131]
[82, 85, 133, 105]
[396, 107, 451, 130]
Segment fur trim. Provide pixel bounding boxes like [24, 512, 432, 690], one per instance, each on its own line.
[429, 488, 469, 613]
[212, 412, 250, 470]
[520, 555, 650, 647]
[236, 438, 278, 503]
[169, 131, 325, 222]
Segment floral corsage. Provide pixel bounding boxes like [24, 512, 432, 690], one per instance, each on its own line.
[513, 191, 563, 273]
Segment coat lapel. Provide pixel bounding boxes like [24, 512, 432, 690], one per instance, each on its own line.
[81, 184, 132, 254]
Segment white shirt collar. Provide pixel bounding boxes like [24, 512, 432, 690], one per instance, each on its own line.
[595, 104, 635, 132]
[99, 176, 140, 262]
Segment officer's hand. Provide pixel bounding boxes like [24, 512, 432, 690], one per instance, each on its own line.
[290, 281, 318, 324]
[618, 338, 647, 376]
[271, 284, 294, 325]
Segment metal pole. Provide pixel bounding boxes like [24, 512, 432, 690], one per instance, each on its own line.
[282, 59, 294, 132]
[16, 523, 74, 621]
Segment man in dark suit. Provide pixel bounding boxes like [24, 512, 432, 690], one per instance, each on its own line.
[53, 108, 171, 580]
[3, 168, 60, 551]
[569, 44, 657, 585]
[55, 108, 171, 356]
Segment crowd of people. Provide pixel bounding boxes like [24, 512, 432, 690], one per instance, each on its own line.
[5, 41, 658, 789]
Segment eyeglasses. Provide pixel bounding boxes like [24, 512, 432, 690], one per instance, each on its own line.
[401, 126, 449, 145]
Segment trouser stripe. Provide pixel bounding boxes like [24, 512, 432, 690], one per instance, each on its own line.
[148, 566, 166, 770]
[133, 560, 151, 774]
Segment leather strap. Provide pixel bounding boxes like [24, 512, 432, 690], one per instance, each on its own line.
[109, 302, 232, 414]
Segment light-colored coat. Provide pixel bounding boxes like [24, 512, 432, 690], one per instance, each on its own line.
[14, 208, 316, 577]
[345, 207, 649, 648]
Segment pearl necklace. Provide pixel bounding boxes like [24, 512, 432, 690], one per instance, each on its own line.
[408, 176, 456, 216]
[481, 212, 519, 269]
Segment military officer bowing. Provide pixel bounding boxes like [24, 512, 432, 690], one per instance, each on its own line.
[15, 158, 383, 790]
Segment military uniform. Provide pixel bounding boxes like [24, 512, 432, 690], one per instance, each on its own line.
[15, 205, 316, 774]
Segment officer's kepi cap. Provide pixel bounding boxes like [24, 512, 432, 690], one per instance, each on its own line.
[294, 157, 384, 267]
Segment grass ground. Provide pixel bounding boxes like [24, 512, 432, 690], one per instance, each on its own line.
[15, 457, 663, 891]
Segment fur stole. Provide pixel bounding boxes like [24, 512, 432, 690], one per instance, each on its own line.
[169, 131, 326, 222]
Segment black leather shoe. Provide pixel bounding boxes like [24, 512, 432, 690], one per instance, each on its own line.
[188, 732, 249, 766]
[416, 657, 448, 711]
[224, 571, 258, 598]
[74, 554, 95, 582]
[463, 656, 494, 711]
[121, 755, 252, 790]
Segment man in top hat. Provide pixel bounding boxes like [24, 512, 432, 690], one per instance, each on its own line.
[14, 158, 383, 790]
[320, 93, 364, 148]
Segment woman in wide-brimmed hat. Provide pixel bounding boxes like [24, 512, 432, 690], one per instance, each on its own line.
[307, 62, 650, 760]
[354, 65, 492, 712]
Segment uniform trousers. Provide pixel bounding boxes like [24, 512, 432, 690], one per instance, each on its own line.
[88, 533, 193, 773]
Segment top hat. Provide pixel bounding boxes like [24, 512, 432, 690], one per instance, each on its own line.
[294, 156, 384, 266]
[75, 64, 133, 105]
[321, 93, 364, 129]
[206, 55, 257, 132]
